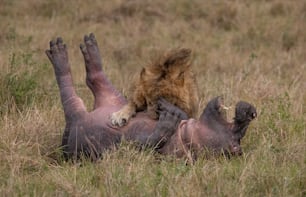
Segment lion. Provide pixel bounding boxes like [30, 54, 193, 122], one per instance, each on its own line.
[110, 48, 199, 127]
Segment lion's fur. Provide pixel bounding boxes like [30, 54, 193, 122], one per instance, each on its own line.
[111, 48, 199, 126]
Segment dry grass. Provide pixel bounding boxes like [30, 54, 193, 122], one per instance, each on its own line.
[0, 0, 305, 196]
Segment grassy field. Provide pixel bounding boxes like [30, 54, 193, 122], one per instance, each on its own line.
[0, 0, 305, 196]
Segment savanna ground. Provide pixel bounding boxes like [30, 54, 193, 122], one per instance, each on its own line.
[0, 0, 305, 196]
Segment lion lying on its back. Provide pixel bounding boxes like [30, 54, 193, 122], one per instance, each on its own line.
[111, 48, 199, 127]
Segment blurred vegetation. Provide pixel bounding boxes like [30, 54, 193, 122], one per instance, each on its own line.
[0, 0, 305, 196]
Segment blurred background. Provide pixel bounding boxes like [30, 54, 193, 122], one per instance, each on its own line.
[0, 0, 305, 196]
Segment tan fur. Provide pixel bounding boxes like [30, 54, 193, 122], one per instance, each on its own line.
[111, 48, 199, 127]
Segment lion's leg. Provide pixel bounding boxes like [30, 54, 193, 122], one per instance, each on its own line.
[178, 80, 199, 118]
[80, 33, 126, 109]
[178, 93, 198, 118]
[189, 83, 199, 117]
[110, 87, 146, 127]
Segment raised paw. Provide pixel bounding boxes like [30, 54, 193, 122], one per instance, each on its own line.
[45, 37, 70, 76]
[234, 101, 257, 123]
[110, 109, 133, 127]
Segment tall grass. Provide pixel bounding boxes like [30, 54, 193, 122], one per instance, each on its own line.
[0, 0, 305, 196]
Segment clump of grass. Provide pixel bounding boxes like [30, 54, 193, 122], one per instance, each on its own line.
[0, 52, 48, 113]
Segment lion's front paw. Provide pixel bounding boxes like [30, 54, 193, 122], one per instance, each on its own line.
[110, 110, 132, 127]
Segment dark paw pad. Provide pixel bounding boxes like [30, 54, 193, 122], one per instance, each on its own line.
[121, 118, 127, 125]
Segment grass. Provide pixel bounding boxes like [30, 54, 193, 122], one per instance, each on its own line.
[0, 0, 305, 196]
